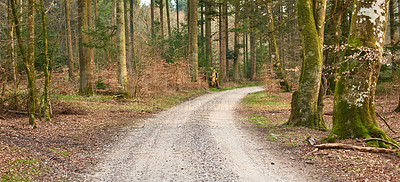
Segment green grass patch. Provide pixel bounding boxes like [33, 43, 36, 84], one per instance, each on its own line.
[48, 148, 69, 157]
[1, 159, 47, 181]
[249, 116, 271, 126]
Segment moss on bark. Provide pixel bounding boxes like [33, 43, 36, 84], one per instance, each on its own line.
[330, 0, 395, 147]
[287, 0, 326, 130]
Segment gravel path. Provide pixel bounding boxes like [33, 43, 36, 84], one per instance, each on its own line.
[85, 86, 315, 181]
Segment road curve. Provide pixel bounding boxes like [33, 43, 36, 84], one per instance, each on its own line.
[85, 86, 314, 181]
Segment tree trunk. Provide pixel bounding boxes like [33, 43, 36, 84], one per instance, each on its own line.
[389, 0, 396, 76]
[224, 3, 229, 80]
[166, 0, 171, 38]
[287, 0, 326, 130]
[329, 0, 395, 147]
[250, 28, 256, 81]
[249, 1, 256, 81]
[10, 0, 37, 128]
[8, 0, 18, 108]
[88, 0, 94, 70]
[233, 1, 240, 81]
[160, 0, 164, 37]
[151, 0, 155, 38]
[65, 0, 75, 80]
[219, 3, 227, 82]
[130, 0, 135, 69]
[78, 0, 94, 95]
[39, 0, 51, 121]
[188, 0, 198, 82]
[205, 0, 212, 67]
[176, 0, 179, 32]
[325, 0, 344, 93]
[116, 0, 129, 96]
[267, 1, 291, 91]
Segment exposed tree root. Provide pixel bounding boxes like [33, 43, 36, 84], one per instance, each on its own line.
[363, 138, 400, 149]
[314, 143, 400, 154]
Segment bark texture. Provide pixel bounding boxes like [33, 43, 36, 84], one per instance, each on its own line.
[219, 3, 227, 82]
[233, 1, 240, 81]
[65, 0, 75, 80]
[205, 0, 212, 67]
[267, 1, 291, 91]
[329, 0, 395, 147]
[78, 0, 94, 95]
[116, 0, 129, 96]
[188, 0, 198, 82]
[287, 0, 326, 130]
[40, 0, 51, 121]
[10, 0, 37, 128]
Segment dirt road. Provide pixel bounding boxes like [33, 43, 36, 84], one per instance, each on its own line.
[86, 87, 315, 181]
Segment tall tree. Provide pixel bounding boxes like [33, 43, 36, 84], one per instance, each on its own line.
[267, 1, 291, 91]
[151, 0, 155, 38]
[39, 0, 51, 121]
[116, 0, 129, 96]
[65, 0, 75, 80]
[329, 0, 395, 145]
[10, 0, 37, 128]
[78, 0, 94, 95]
[166, 0, 172, 38]
[205, 0, 212, 67]
[249, 0, 256, 81]
[188, 0, 198, 81]
[224, 2, 229, 79]
[176, 0, 179, 32]
[8, 0, 18, 107]
[232, 0, 240, 81]
[130, 0, 136, 69]
[219, 2, 227, 82]
[160, 0, 164, 37]
[287, 0, 327, 130]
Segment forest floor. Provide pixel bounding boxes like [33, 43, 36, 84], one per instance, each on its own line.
[0, 80, 399, 181]
[239, 80, 400, 181]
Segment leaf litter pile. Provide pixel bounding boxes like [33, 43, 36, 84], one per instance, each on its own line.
[239, 81, 400, 181]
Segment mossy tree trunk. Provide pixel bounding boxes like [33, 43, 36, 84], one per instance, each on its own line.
[232, 0, 240, 82]
[267, 1, 291, 92]
[116, 0, 129, 96]
[329, 0, 395, 146]
[188, 0, 198, 82]
[325, 0, 346, 93]
[39, 0, 51, 121]
[287, 0, 326, 130]
[10, 0, 37, 128]
[78, 0, 94, 95]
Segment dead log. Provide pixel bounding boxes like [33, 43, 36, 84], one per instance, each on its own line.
[314, 143, 400, 154]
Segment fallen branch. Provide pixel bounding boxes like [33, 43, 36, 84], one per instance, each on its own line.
[363, 138, 400, 149]
[0, 115, 5, 120]
[314, 143, 400, 154]
[376, 112, 397, 134]
[4, 109, 28, 115]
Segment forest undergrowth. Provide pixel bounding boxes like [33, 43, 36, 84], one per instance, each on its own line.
[239, 78, 400, 181]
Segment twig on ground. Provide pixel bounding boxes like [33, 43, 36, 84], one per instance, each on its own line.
[363, 138, 400, 149]
[314, 143, 400, 154]
[0, 115, 5, 120]
[376, 112, 397, 134]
